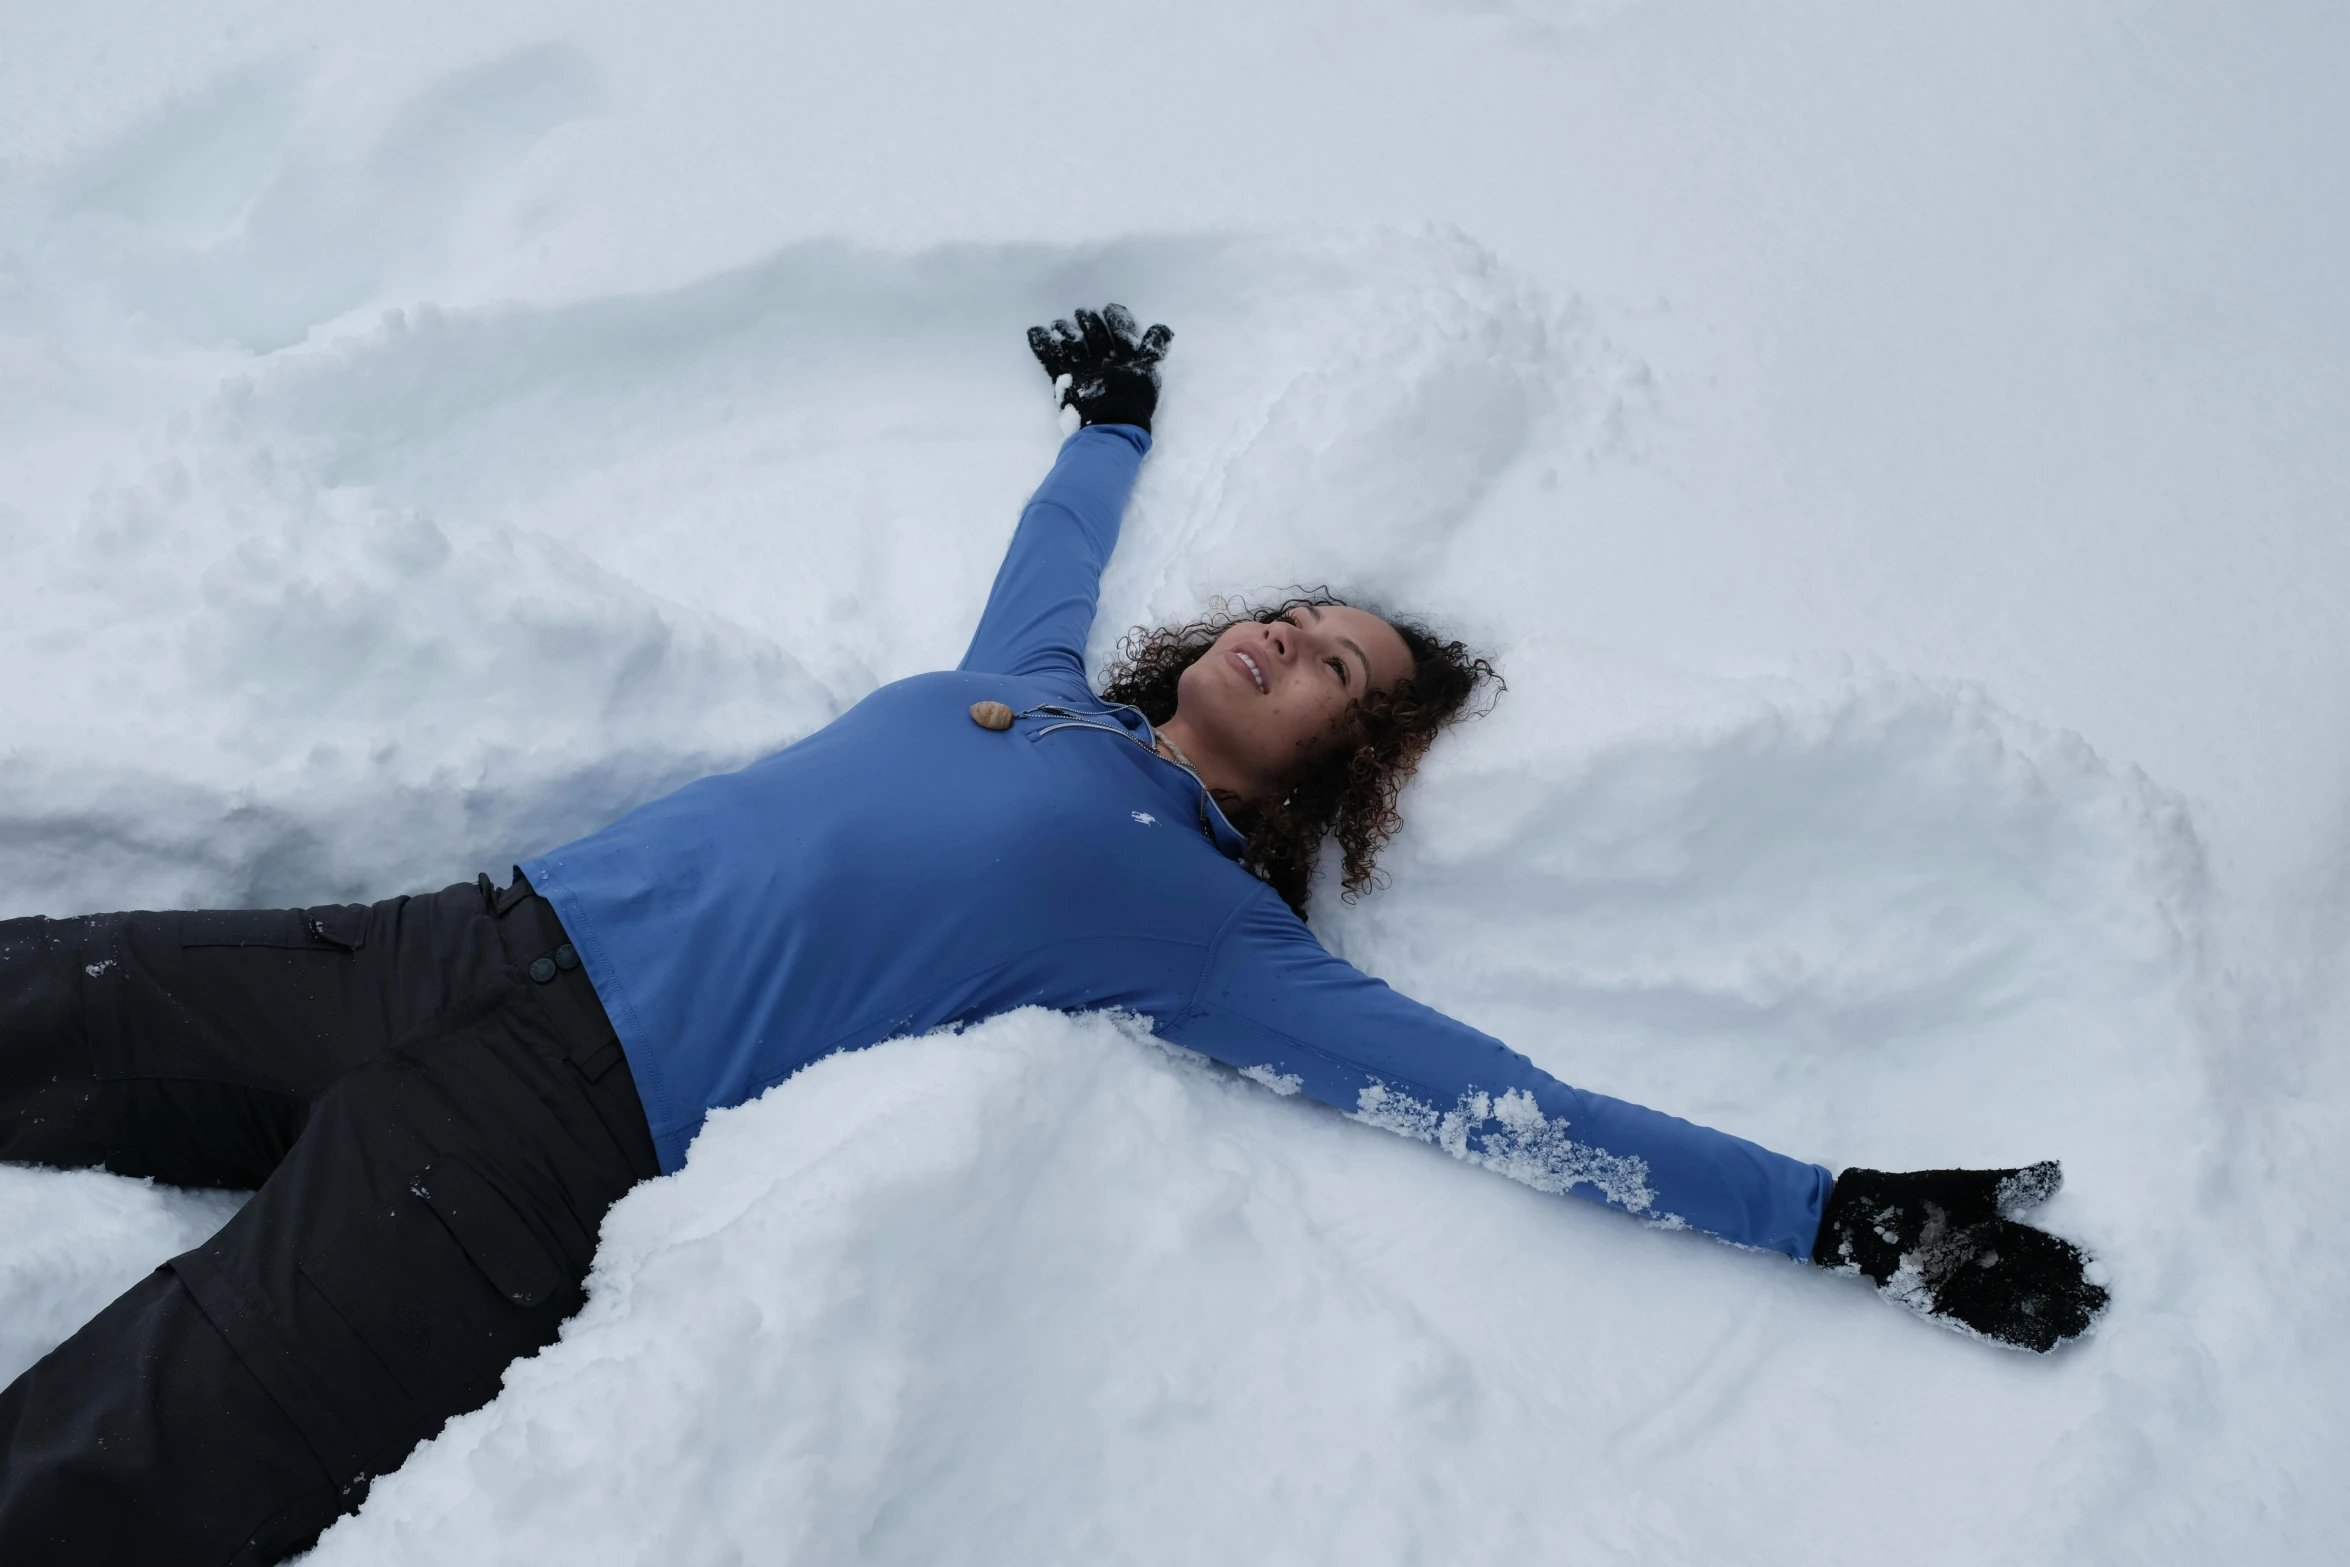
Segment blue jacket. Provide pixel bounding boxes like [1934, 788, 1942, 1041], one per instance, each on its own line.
[525, 425, 1834, 1257]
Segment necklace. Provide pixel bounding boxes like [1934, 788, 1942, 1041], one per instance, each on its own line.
[1152, 731, 1201, 777]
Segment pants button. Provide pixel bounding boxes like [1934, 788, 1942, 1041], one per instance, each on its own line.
[528, 956, 558, 984]
[553, 944, 580, 971]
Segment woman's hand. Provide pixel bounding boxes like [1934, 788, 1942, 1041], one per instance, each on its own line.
[1028, 304, 1172, 433]
[1812, 1161, 2109, 1352]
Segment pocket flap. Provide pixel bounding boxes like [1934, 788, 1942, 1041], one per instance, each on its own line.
[305, 904, 371, 951]
[409, 1160, 566, 1308]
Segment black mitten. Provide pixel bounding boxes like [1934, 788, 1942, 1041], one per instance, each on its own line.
[1027, 304, 1172, 432]
[1812, 1162, 2109, 1353]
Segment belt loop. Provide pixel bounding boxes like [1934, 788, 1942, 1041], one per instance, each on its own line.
[493, 867, 535, 917]
[476, 872, 498, 914]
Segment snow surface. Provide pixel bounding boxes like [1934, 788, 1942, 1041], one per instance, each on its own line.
[2, 1, 2346, 1561]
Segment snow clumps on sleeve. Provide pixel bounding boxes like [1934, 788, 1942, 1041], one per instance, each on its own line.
[1351, 1083, 1659, 1215]
[1238, 1065, 1304, 1096]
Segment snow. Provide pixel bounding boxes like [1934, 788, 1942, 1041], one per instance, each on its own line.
[2, 0, 2346, 1560]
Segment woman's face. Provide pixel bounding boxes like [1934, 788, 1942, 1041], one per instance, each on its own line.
[1168, 604, 1415, 803]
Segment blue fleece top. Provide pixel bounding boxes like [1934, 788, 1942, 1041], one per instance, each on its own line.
[524, 425, 1833, 1258]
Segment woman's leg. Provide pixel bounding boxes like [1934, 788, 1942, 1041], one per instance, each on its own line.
[0, 881, 509, 1189]
[0, 888, 659, 1565]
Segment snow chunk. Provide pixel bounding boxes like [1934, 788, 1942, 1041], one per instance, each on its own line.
[1238, 1064, 1303, 1096]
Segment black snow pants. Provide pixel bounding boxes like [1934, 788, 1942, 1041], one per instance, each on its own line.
[0, 874, 660, 1565]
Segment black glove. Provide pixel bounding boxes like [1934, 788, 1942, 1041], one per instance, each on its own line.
[1027, 304, 1172, 432]
[1812, 1162, 2109, 1353]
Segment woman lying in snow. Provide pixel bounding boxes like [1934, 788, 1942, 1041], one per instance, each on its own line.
[0, 305, 2107, 1564]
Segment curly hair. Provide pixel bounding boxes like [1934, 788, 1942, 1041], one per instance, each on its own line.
[1097, 592, 1501, 918]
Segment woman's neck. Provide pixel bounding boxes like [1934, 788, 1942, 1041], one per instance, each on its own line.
[1153, 713, 1256, 808]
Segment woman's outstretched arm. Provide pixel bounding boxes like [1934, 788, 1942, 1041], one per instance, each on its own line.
[958, 305, 1172, 686]
[958, 423, 1150, 685]
[1162, 886, 2109, 1351]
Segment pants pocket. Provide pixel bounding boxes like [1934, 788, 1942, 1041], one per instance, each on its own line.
[299, 1161, 573, 1405]
[179, 905, 371, 952]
